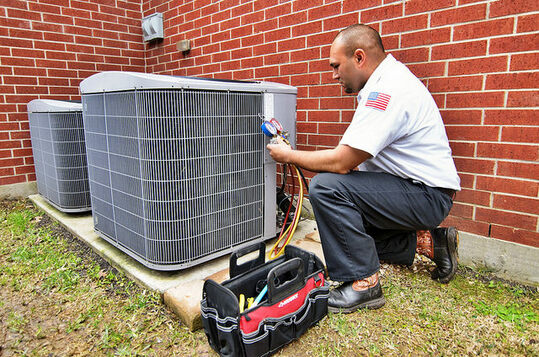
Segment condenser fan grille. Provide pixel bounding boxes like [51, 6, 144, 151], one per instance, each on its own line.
[28, 104, 91, 213]
[83, 89, 265, 269]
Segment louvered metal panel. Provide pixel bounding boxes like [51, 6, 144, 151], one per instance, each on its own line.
[80, 72, 297, 270]
[27, 100, 91, 212]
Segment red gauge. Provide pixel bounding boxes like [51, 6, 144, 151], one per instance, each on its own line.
[269, 118, 283, 133]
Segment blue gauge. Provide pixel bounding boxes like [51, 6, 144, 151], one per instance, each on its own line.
[261, 121, 277, 137]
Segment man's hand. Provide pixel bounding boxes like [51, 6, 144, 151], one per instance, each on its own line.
[266, 136, 291, 164]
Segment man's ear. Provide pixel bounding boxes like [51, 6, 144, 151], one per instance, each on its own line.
[354, 48, 366, 67]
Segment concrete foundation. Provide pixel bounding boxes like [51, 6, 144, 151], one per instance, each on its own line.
[29, 193, 538, 331]
[1, 181, 37, 199]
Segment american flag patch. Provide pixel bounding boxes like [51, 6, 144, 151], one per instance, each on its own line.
[365, 92, 391, 111]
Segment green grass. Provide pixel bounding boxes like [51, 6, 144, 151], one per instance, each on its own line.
[0, 199, 538, 356]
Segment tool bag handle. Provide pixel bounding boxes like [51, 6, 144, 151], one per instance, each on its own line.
[267, 257, 305, 305]
[230, 242, 266, 279]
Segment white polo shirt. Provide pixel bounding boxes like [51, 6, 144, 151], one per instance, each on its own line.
[340, 54, 461, 190]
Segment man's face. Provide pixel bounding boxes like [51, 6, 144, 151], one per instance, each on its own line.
[329, 40, 366, 94]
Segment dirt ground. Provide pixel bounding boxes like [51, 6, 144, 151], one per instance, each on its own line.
[1, 200, 537, 356]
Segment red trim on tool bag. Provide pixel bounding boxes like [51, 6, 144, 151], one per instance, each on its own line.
[239, 272, 325, 334]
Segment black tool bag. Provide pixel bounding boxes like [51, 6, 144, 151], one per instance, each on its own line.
[201, 243, 329, 357]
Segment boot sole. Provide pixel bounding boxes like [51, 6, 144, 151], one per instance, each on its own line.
[328, 295, 386, 314]
[437, 227, 459, 284]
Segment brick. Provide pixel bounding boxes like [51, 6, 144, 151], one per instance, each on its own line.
[430, 4, 486, 27]
[494, 194, 539, 216]
[309, 84, 341, 98]
[486, 72, 539, 90]
[448, 56, 508, 75]
[277, 37, 305, 52]
[0, 158, 24, 168]
[291, 73, 320, 86]
[308, 134, 340, 147]
[476, 207, 537, 232]
[440, 110, 482, 125]
[507, 90, 539, 107]
[490, 0, 537, 18]
[0, 175, 26, 185]
[231, 24, 253, 38]
[510, 53, 539, 71]
[477, 176, 538, 197]
[445, 125, 499, 141]
[254, 18, 278, 33]
[293, 21, 322, 37]
[484, 109, 537, 126]
[390, 47, 429, 64]
[457, 188, 491, 206]
[428, 75, 483, 93]
[7, 8, 41, 21]
[297, 122, 318, 134]
[342, 0, 380, 12]
[501, 126, 539, 144]
[8, 28, 43, 40]
[454, 157, 495, 174]
[3, 0, 28, 10]
[255, 65, 279, 78]
[3, 76, 38, 85]
[324, 13, 360, 32]
[405, 0, 455, 15]
[442, 216, 490, 237]
[431, 40, 487, 60]
[407, 62, 445, 78]
[265, 27, 290, 43]
[490, 225, 539, 248]
[291, 47, 320, 62]
[32, 21, 64, 33]
[264, 52, 289, 65]
[401, 27, 451, 47]
[319, 122, 349, 135]
[308, 3, 341, 21]
[381, 14, 428, 34]
[517, 13, 539, 33]
[454, 18, 514, 41]
[490, 34, 539, 54]
[308, 110, 340, 122]
[362, 3, 402, 23]
[0, 168, 14, 177]
[449, 202, 473, 219]
[320, 97, 355, 110]
[280, 62, 308, 75]
[448, 141, 475, 157]
[307, 31, 338, 48]
[15, 165, 34, 175]
[498, 161, 539, 181]
[231, 47, 252, 60]
[279, 10, 307, 28]
[477, 143, 538, 161]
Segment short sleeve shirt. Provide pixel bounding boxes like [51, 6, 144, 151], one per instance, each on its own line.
[340, 54, 461, 190]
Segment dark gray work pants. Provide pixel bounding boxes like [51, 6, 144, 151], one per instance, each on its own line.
[309, 171, 453, 282]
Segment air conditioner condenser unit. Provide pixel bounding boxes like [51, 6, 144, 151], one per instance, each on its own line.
[80, 72, 297, 270]
[27, 99, 91, 212]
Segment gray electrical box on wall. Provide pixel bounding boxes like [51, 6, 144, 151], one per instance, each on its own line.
[80, 72, 297, 270]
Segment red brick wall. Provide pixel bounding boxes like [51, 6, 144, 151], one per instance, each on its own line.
[143, 0, 538, 247]
[0, 0, 144, 186]
[0, 0, 537, 248]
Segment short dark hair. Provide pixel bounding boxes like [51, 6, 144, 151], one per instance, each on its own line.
[335, 24, 385, 57]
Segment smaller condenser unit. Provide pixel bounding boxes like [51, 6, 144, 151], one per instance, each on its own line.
[27, 99, 91, 212]
[80, 72, 297, 270]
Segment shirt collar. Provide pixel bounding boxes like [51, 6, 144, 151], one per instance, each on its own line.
[357, 54, 396, 102]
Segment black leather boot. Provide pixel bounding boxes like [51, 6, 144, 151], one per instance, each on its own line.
[430, 226, 459, 283]
[328, 280, 386, 313]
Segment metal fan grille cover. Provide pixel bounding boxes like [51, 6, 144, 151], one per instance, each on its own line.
[28, 100, 91, 212]
[83, 89, 267, 269]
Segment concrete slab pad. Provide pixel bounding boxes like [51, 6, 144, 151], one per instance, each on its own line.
[29, 194, 323, 330]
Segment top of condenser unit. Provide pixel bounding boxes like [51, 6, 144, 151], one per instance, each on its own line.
[79, 71, 297, 95]
[27, 99, 82, 113]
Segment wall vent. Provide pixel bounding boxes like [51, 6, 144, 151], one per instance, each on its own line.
[80, 72, 297, 270]
[27, 99, 91, 212]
